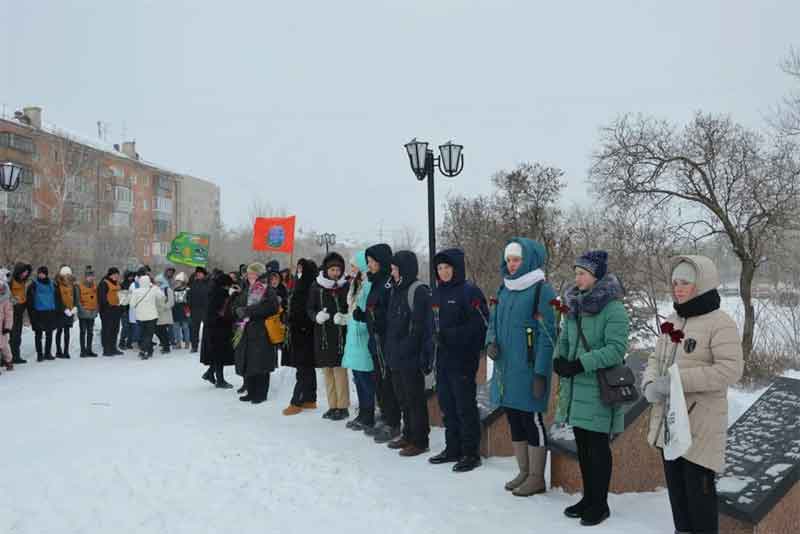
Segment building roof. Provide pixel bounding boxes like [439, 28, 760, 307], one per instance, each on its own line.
[718, 377, 800, 524]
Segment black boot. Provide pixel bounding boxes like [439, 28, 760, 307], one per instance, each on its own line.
[202, 367, 216, 385]
[429, 450, 461, 465]
[215, 364, 233, 389]
[453, 455, 482, 473]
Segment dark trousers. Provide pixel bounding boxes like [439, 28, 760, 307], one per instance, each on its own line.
[247, 373, 270, 402]
[506, 407, 548, 448]
[11, 304, 25, 361]
[156, 325, 172, 350]
[391, 367, 430, 449]
[119, 311, 131, 347]
[138, 319, 157, 355]
[290, 366, 317, 406]
[374, 353, 401, 427]
[352, 370, 376, 424]
[100, 308, 122, 354]
[55, 324, 71, 355]
[79, 318, 95, 353]
[190, 314, 204, 350]
[34, 329, 54, 357]
[663, 455, 719, 534]
[437, 366, 481, 457]
[574, 427, 613, 511]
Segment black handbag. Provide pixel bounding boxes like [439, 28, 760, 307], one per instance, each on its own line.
[576, 315, 639, 407]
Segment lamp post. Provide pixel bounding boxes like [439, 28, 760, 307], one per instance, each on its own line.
[317, 232, 336, 255]
[0, 161, 24, 192]
[403, 139, 464, 285]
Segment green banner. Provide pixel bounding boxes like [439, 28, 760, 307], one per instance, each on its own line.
[167, 232, 210, 267]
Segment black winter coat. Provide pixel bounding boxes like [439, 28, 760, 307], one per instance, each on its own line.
[200, 284, 235, 366]
[352, 243, 394, 359]
[282, 259, 317, 368]
[233, 283, 280, 377]
[431, 248, 488, 373]
[187, 278, 210, 317]
[306, 275, 349, 368]
[384, 251, 431, 370]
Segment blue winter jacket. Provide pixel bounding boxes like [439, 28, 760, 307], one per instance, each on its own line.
[32, 279, 56, 311]
[488, 238, 557, 413]
[431, 248, 488, 373]
[341, 251, 374, 372]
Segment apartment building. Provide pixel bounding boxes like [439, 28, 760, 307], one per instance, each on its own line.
[0, 106, 221, 270]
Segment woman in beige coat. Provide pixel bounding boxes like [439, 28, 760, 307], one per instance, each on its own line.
[642, 255, 743, 534]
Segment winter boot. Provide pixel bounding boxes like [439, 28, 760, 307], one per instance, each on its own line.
[512, 446, 547, 497]
[237, 383, 247, 394]
[322, 409, 335, 419]
[504, 441, 530, 491]
[282, 404, 303, 416]
[388, 437, 410, 450]
[301, 401, 317, 409]
[216, 379, 233, 389]
[399, 444, 429, 457]
[374, 426, 401, 444]
[453, 455, 482, 473]
[4, 361, 13, 371]
[580, 505, 610, 527]
[429, 450, 461, 465]
[202, 367, 216, 385]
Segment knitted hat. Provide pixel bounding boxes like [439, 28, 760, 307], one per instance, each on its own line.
[671, 261, 697, 284]
[38, 266, 49, 276]
[504, 242, 523, 260]
[59, 266, 72, 277]
[247, 262, 267, 275]
[174, 272, 187, 283]
[575, 250, 608, 280]
[266, 260, 280, 274]
[85, 265, 95, 277]
[107, 267, 120, 277]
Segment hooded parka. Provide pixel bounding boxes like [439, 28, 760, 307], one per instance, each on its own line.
[341, 251, 373, 372]
[282, 259, 318, 368]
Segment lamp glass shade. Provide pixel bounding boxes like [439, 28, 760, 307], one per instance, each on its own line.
[0, 162, 23, 192]
[438, 142, 463, 175]
[404, 139, 428, 174]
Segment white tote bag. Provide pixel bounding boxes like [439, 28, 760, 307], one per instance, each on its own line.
[663, 363, 692, 461]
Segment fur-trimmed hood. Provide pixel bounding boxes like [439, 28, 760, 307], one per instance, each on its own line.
[565, 274, 624, 317]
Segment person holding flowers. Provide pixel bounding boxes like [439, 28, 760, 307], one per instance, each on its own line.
[486, 238, 557, 495]
[553, 250, 629, 527]
[428, 248, 488, 473]
[642, 255, 742, 534]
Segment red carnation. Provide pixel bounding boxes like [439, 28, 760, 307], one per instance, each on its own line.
[670, 330, 685, 344]
[471, 299, 481, 308]
[489, 297, 498, 306]
[431, 304, 440, 310]
[549, 298, 561, 307]
[661, 322, 675, 335]
[559, 304, 570, 314]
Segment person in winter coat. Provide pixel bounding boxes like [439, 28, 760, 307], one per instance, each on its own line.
[0, 274, 14, 371]
[553, 250, 629, 527]
[155, 274, 175, 354]
[383, 251, 432, 457]
[200, 273, 237, 389]
[281, 268, 295, 292]
[267, 262, 288, 306]
[172, 272, 191, 349]
[9, 263, 31, 364]
[353, 243, 403, 443]
[642, 256, 742, 534]
[307, 252, 350, 420]
[27, 266, 58, 361]
[54, 265, 79, 359]
[98, 267, 124, 356]
[488, 239, 557, 491]
[118, 270, 136, 350]
[130, 274, 164, 359]
[187, 267, 210, 353]
[281, 259, 319, 415]
[232, 262, 280, 404]
[430, 248, 489, 472]
[340, 251, 375, 430]
[77, 266, 99, 357]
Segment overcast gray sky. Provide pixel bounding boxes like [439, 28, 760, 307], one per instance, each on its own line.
[4, 0, 799, 244]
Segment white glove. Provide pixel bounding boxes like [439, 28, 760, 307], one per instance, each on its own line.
[315, 308, 330, 325]
[72, 307, 78, 316]
[644, 375, 670, 404]
[228, 287, 237, 296]
[333, 312, 348, 326]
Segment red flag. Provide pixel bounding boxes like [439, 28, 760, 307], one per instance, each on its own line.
[252, 216, 296, 253]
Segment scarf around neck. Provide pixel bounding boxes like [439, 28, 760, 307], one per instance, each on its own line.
[674, 289, 721, 319]
[316, 271, 346, 290]
[504, 269, 545, 292]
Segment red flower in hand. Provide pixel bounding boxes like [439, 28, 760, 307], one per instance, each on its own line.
[431, 304, 440, 311]
[471, 299, 482, 309]
[559, 304, 570, 314]
[670, 330, 685, 344]
[489, 296, 498, 306]
[549, 298, 561, 307]
[660, 322, 675, 335]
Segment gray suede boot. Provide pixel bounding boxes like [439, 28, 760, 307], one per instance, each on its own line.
[504, 441, 529, 491]
[512, 446, 547, 496]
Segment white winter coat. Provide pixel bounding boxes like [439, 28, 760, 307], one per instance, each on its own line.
[130, 277, 164, 322]
[155, 276, 175, 326]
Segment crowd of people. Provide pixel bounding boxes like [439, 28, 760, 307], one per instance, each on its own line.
[0, 239, 743, 533]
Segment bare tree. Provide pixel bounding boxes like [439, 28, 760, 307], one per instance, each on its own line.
[773, 47, 800, 137]
[591, 112, 800, 361]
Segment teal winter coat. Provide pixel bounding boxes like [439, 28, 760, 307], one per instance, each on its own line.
[554, 274, 629, 434]
[341, 251, 374, 372]
[488, 238, 557, 413]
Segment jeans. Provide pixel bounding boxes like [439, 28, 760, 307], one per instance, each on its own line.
[172, 320, 190, 344]
[352, 370, 376, 424]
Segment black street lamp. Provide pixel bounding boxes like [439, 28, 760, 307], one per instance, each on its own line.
[317, 232, 336, 255]
[404, 138, 464, 284]
[0, 161, 25, 192]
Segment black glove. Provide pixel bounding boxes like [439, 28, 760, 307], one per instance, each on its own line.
[234, 307, 247, 320]
[553, 357, 584, 378]
[352, 308, 366, 322]
[2, 328, 11, 336]
[532, 374, 547, 399]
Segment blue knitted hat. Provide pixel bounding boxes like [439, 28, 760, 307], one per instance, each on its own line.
[575, 250, 608, 280]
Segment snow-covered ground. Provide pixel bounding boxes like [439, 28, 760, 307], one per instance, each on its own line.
[0, 328, 676, 534]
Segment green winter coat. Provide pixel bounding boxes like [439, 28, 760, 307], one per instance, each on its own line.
[555, 274, 629, 434]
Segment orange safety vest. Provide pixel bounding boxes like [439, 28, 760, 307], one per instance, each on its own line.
[104, 280, 120, 306]
[58, 282, 76, 309]
[11, 280, 27, 304]
[79, 282, 98, 311]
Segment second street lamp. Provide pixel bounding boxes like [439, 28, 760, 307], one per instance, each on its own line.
[317, 232, 336, 255]
[404, 138, 464, 284]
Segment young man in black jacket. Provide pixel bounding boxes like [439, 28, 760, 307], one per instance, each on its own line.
[187, 267, 210, 353]
[383, 251, 431, 457]
[352, 243, 402, 444]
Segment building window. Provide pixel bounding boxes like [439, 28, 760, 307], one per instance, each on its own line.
[151, 242, 170, 257]
[34, 174, 41, 188]
[110, 211, 131, 227]
[0, 132, 35, 154]
[154, 196, 172, 213]
[142, 199, 148, 210]
[153, 219, 170, 234]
